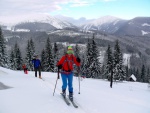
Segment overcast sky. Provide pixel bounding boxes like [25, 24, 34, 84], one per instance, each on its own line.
[0, 0, 150, 24]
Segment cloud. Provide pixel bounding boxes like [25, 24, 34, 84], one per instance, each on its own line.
[0, 0, 119, 24]
[0, 0, 71, 16]
[70, 1, 93, 7]
[0, 0, 108, 17]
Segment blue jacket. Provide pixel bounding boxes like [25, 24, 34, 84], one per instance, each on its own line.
[32, 59, 41, 68]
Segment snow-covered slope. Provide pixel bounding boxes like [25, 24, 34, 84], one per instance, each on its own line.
[34, 15, 76, 29]
[115, 17, 150, 37]
[81, 16, 126, 33]
[11, 14, 78, 32]
[54, 15, 94, 26]
[0, 67, 150, 113]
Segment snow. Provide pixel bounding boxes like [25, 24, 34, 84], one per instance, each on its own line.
[142, 23, 150, 26]
[141, 30, 150, 35]
[123, 53, 131, 68]
[130, 74, 137, 81]
[82, 16, 120, 32]
[128, 22, 134, 25]
[0, 67, 150, 113]
[15, 29, 30, 32]
[93, 16, 119, 25]
[113, 20, 119, 25]
[3, 13, 74, 29]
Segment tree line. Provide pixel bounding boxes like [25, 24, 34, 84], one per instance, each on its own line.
[0, 27, 150, 83]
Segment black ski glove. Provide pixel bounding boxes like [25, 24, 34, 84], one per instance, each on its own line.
[76, 57, 81, 63]
[58, 64, 62, 69]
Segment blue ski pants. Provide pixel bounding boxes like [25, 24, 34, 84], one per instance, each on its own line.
[61, 72, 73, 93]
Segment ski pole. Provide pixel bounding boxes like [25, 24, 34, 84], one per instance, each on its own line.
[78, 67, 81, 94]
[53, 67, 60, 96]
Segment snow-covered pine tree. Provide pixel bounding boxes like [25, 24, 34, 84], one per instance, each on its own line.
[45, 37, 54, 72]
[147, 68, 150, 83]
[25, 40, 31, 70]
[141, 65, 146, 82]
[53, 42, 59, 72]
[113, 40, 125, 81]
[80, 54, 85, 76]
[74, 44, 81, 73]
[30, 38, 35, 56]
[83, 38, 93, 78]
[9, 49, 15, 70]
[89, 34, 101, 78]
[14, 43, 23, 70]
[125, 66, 128, 80]
[104, 45, 113, 80]
[41, 49, 47, 71]
[135, 68, 140, 82]
[74, 44, 80, 57]
[25, 39, 35, 71]
[0, 27, 8, 67]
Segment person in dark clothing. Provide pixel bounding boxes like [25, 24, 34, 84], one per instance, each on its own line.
[32, 55, 42, 79]
[57, 46, 81, 101]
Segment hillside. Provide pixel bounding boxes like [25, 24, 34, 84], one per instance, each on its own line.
[1, 15, 150, 71]
[115, 17, 150, 37]
[0, 67, 150, 113]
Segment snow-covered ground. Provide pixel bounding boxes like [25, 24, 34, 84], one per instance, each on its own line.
[0, 67, 150, 113]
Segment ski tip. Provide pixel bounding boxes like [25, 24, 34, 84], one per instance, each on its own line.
[75, 106, 78, 108]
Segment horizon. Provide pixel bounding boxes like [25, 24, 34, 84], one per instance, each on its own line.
[0, 0, 150, 24]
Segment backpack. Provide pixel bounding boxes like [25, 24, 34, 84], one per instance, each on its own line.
[61, 55, 74, 74]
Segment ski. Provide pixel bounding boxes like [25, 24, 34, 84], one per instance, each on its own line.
[68, 96, 78, 108]
[60, 93, 70, 105]
[41, 78, 45, 81]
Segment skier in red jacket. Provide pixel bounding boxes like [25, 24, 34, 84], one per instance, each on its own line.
[57, 46, 81, 101]
[22, 64, 28, 74]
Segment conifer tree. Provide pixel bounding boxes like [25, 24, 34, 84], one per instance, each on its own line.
[141, 65, 146, 82]
[136, 68, 140, 82]
[9, 49, 15, 70]
[14, 43, 23, 70]
[45, 37, 54, 72]
[53, 42, 59, 72]
[25, 40, 32, 70]
[0, 27, 8, 67]
[104, 45, 113, 80]
[25, 39, 35, 70]
[89, 35, 101, 78]
[74, 44, 80, 57]
[74, 44, 81, 73]
[81, 54, 86, 76]
[83, 38, 93, 78]
[147, 68, 150, 83]
[41, 49, 47, 71]
[125, 66, 129, 80]
[113, 40, 125, 81]
[30, 38, 35, 55]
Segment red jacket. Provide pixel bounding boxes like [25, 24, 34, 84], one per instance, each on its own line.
[57, 54, 80, 71]
[22, 64, 26, 69]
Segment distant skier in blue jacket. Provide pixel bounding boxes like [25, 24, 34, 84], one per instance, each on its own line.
[32, 55, 42, 79]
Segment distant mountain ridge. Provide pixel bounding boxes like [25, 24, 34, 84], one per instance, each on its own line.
[80, 16, 127, 34]
[114, 17, 150, 37]
[1, 15, 150, 37]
